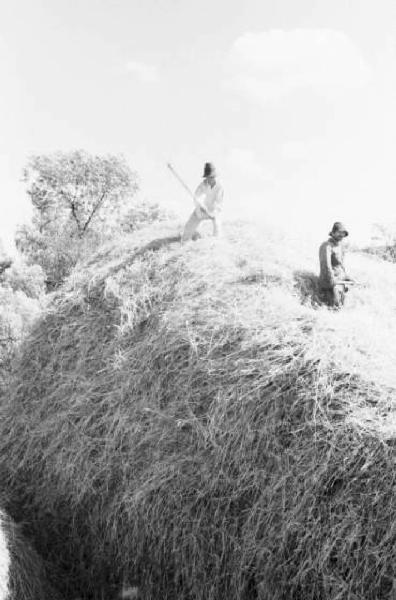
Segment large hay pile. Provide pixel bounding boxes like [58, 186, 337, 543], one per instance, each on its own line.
[0, 509, 62, 600]
[1, 221, 396, 600]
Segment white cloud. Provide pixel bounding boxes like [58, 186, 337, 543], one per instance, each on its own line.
[125, 60, 160, 83]
[228, 29, 371, 103]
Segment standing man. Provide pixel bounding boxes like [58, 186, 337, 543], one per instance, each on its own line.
[182, 162, 224, 242]
[319, 222, 353, 308]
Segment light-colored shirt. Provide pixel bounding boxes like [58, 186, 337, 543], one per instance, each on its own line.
[194, 180, 224, 218]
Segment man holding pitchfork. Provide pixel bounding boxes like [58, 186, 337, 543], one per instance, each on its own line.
[168, 162, 224, 242]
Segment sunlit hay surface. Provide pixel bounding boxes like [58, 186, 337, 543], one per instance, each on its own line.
[1, 221, 396, 600]
[0, 509, 62, 600]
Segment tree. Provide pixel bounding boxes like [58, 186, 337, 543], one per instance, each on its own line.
[0, 239, 43, 395]
[371, 222, 396, 247]
[17, 150, 139, 288]
[0, 286, 42, 395]
[23, 150, 138, 237]
[367, 222, 396, 262]
[0, 238, 12, 276]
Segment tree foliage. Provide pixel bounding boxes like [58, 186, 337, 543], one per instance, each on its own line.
[371, 222, 396, 247]
[364, 222, 396, 262]
[0, 287, 42, 395]
[17, 150, 139, 288]
[2, 261, 46, 299]
[23, 150, 137, 237]
[120, 199, 173, 233]
[0, 241, 43, 395]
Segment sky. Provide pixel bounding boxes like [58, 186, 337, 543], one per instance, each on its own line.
[2, 0, 396, 253]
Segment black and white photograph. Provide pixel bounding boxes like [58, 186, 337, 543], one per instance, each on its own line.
[1, 1, 396, 599]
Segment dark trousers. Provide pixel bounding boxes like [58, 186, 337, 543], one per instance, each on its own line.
[320, 284, 347, 308]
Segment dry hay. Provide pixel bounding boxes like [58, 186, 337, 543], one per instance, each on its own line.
[0, 508, 62, 600]
[1, 221, 396, 599]
[0, 512, 9, 600]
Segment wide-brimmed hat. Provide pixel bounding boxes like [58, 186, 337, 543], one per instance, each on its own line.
[203, 162, 217, 178]
[329, 222, 349, 237]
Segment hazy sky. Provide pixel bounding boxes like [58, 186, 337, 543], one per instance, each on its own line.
[2, 0, 396, 252]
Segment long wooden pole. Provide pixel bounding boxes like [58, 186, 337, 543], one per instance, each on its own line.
[166, 163, 196, 200]
[166, 163, 210, 217]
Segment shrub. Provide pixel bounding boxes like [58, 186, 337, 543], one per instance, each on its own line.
[3, 262, 45, 299]
[0, 288, 42, 394]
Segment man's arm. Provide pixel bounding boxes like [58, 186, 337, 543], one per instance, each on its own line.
[213, 186, 224, 215]
[333, 247, 355, 284]
[325, 244, 336, 286]
[203, 186, 224, 219]
[339, 248, 353, 282]
[319, 243, 335, 286]
[193, 182, 211, 216]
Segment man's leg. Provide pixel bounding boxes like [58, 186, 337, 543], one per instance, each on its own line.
[333, 284, 347, 308]
[182, 210, 202, 242]
[319, 287, 337, 308]
[212, 217, 222, 237]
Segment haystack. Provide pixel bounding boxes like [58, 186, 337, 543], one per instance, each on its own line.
[0, 508, 62, 600]
[1, 221, 396, 600]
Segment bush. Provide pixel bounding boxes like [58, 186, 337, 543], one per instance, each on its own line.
[119, 199, 174, 233]
[16, 221, 97, 291]
[0, 288, 42, 394]
[1, 222, 396, 599]
[362, 222, 396, 263]
[3, 262, 45, 299]
[361, 243, 396, 263]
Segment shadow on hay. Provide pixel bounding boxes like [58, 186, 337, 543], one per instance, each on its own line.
[0, 509, 64, 600]
[293, 270, 322, 306]
[133, 235, 182, 257]
[105, 235, 182, 278]
[234, 271, 285, 287]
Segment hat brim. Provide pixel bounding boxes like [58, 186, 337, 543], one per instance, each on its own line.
[329, 230, 348, 237]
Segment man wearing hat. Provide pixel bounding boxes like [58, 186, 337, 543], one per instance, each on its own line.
[319, 222, 352, 308]
[182, 162, 224, 242]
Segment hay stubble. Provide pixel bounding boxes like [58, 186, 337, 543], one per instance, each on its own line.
[0, 223, 396, 599]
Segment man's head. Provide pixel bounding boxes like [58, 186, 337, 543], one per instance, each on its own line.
[203, 162, 217, 186]
[329, 222, 349, 242]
